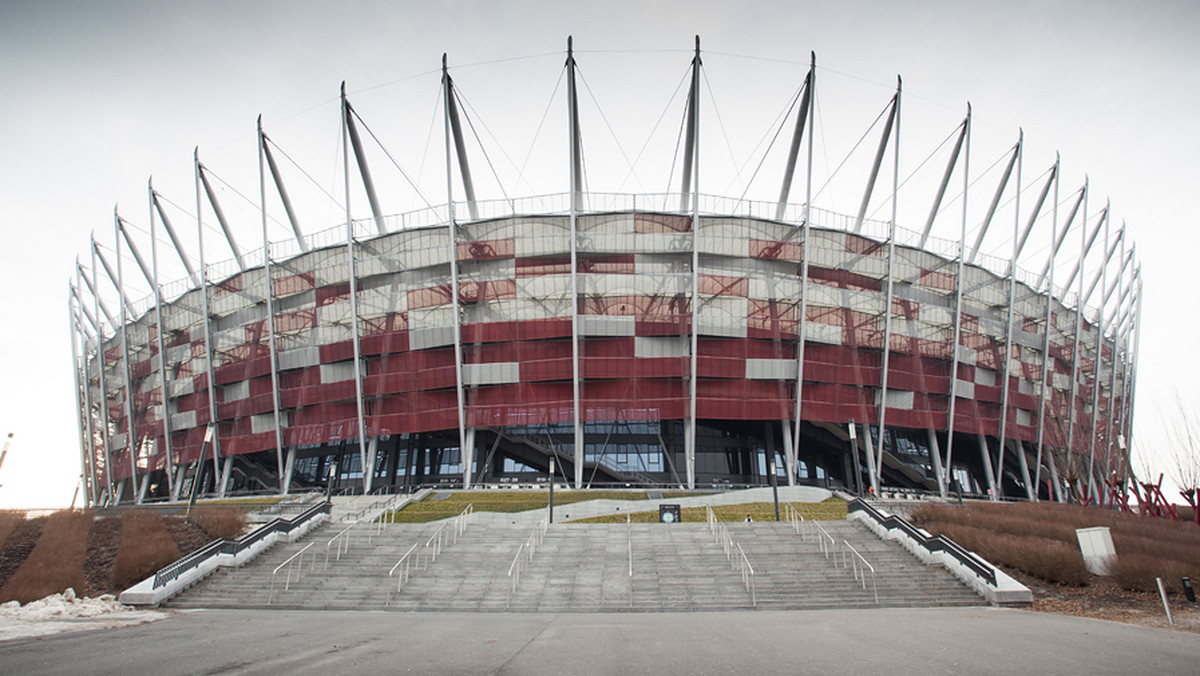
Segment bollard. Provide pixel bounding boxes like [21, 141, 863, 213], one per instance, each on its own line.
[1156, 577, 1175, 626]
[1184, 577, 1197, 604]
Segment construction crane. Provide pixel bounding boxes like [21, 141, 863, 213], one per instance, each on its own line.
[0, 433, 11, 488]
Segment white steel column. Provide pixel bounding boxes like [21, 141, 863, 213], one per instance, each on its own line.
[110, 216, 141, 504]
[566, 37, 585, 488]
[258, 117, 288, 494]
[86, 253, 115, 504]
[144, 184, 177, 499]
[1034, 180, 1084, 503]
[69, 287, 95, 507]
[977, 433, 998, 497]
[788, 53, 816, 488]
[942, 105, 971, 497]
[684, 36, 701, 490]
[340, 86, 372, 494]
[992, 132, 1023, 500]
[1085, 213, 1113, 498]
[439, 67, 471, 490]
[194, 149, 225, 498]
[1063, 197, 1101, 499]
[873, 78, 900, 496]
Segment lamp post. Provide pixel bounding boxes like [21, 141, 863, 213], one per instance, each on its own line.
[848, 419, 863, 496]
[548, 457, 555, 524]
[769, 458, 780, 521]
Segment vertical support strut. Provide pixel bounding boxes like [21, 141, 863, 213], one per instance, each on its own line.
[194, 148, 225, 498]
[87, 251, 115, 504]
[143, 183, 176, 498]
[679, 36, 701, 215]
[993, 132, 1024, 500]
[566, 37, 585, 488]
[258, 116, 288, 494]
[790, 52, 817, 489]
[942, 104, 971, 497]
[340, 85, 372, 494]
[109, 215, 141, 504]
[439, 68, 471, 490]
[68, 285, 94, 507]
[685, 36, 701, 490]
[873, 77, 901, 495]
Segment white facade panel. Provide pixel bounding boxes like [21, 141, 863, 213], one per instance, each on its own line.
[746, 358, 798, 380]
[463, 362, 520, 386]
[580, 315, 635, 336]
[635, 336, 689, 358]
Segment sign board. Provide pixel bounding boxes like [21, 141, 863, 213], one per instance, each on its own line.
[659, 504, 681, 523]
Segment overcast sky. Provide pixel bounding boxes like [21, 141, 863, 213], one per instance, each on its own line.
[1, 0, 1197, 508]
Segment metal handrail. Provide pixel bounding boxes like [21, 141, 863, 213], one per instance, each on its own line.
[735, 542, 756, 606]
[387, 543, 421, 602]
[506, 514, 549, 606]
[811, 520, 836, 558]
[705, 505, 756, 606]
[783, 502, 806, 539]
[152, 501, 330, 589]
[842, 540, 879, 604]
[268, 542, 314, 604]
[627, 513, 633, 608]
[507, 542, 526, 595]
[846, 498, 997, 585]
[325, 521, 358, 569]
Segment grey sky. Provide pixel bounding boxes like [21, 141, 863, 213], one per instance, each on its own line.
[1, 0, 1197, 507]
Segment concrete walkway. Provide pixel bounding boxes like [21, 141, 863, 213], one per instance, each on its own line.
[1, 607, 1197, 674]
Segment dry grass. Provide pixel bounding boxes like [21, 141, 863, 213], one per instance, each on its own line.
[386, 490, 697, 523]
[188, 506, 248, 540]
[0, 510, 94, 604]
[110, 510, 182, 590]
[0, 510, 23, 549]
[568, 498, 847, 524]
[912, 501, 1200, 592]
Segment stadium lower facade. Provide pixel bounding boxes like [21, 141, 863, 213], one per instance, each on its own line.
[69, 42, 1139, 507]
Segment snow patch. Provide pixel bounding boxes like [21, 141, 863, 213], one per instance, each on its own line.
[0, 588, 166, 642]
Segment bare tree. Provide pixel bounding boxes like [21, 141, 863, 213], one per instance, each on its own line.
[1163, 393, 1200, 524]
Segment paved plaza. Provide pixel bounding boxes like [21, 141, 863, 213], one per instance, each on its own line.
[2, 607, 1198, 675]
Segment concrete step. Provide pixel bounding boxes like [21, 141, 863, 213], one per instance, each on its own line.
[166, 517, 987, 611]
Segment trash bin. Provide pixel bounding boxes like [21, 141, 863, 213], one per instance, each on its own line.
[1183, 577, 1196, 603]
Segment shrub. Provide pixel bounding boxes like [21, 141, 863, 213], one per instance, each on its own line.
[188, 506, 247, 540]
[933, 522, 1091, 586]
[0, 510, 93, 604]
[110, 510, 182, 590]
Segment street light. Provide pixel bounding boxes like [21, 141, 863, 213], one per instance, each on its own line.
[769, 459, 780, 522]
[548, 457, 555, 524]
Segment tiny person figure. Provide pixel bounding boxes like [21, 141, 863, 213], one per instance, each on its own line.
[744, 514, 753, 523]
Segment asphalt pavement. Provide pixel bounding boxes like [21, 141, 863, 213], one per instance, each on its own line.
[2, 606, 1198, 675]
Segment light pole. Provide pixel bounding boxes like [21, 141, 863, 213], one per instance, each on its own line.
[848, 419, 863, 496]
[769, 458, 780, 521]
[548, 457, 555, 524]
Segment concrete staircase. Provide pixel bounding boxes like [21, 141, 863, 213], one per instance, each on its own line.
[165, 515, 984, 611]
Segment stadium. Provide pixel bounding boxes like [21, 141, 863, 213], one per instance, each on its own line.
[68, 40, 1140, 508]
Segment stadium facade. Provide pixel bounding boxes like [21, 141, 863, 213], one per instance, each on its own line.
[69, 40, 1140, 508]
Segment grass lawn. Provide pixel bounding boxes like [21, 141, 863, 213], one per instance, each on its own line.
[383, 490, 697, 523]
[568, 498, 847, 523]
